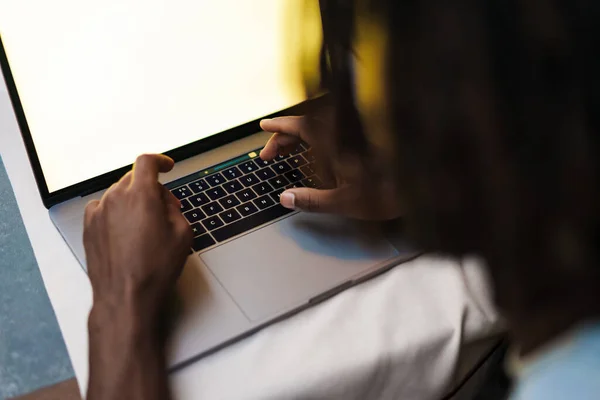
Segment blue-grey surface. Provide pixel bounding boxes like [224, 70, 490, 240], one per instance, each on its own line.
[0, 156, 74, 399]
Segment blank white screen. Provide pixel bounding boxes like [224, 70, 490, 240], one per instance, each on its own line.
[1, 0, 317, 192]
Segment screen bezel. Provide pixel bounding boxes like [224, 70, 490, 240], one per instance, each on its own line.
[0, 35, 318, 209]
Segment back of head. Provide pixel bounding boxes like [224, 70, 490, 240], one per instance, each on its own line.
[315, 0, 600, 345]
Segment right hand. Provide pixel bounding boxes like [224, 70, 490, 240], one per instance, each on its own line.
[260, 116, 403, 220]
[84, 154, 192, 327]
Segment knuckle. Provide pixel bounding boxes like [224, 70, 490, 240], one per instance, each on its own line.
[297, 115, 308, 130]
[134, 183, 160, 202]
[177, 219, 193, 244]
[135, 153, 152, 164]
[103, 190, 119, 206]
[84, 202, 96, 216]
[143, 185, 162, 202]
[84, 201, 100, 224]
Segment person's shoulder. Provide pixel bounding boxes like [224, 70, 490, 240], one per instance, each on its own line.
[510, 322, 600, 400]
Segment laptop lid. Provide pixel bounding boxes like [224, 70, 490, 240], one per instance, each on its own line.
[0, 0, 322, 208]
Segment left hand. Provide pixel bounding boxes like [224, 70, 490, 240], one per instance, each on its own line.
[83, 154, 192, 329]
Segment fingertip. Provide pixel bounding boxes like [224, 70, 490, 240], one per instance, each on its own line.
[260, 118, 274, 131]
[280, 191, 296, 209]
[260, 140, 278, 161]
[158, 154, 175, 172]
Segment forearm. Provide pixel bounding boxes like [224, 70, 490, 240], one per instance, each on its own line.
[87, 302, 170, 400]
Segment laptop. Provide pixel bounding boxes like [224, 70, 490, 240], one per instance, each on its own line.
[0, 0, 418, 370]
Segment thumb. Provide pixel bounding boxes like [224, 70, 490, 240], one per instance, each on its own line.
[280, 187, 349, 214]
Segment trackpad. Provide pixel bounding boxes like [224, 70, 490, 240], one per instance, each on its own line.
[200, 212, 398, 321]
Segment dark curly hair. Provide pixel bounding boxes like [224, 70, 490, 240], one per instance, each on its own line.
[314, 0, 600, 349]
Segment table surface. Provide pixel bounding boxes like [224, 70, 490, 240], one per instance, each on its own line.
[0, 78, 504, 400]
[0, 156, 74, 400]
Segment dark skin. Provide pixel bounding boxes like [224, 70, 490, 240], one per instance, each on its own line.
[83, 131, 597, 396]
[84, 154, 192, 400]
[84, 0, 600, 398]
[84, 121, 396, 400]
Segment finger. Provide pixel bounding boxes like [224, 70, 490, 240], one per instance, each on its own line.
[160, 184, 181, 210]
[282, 185, 403, 220]
[260, 116, 306, 135]
[104, 171, 133, 198]
[119, 170, 133, 189]
[132, 154, 175, 187]
[164, 201, 193, 278]
[161, 185, 189, 242]
[84, 200, 100, 226]
[279, 187, 350, 214]
[166, 202, 193, 249]
[260, 132, 302, 160]
[260, 116, 309, 160]
[103, 181, 120, 198]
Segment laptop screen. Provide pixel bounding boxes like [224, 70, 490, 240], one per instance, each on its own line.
[1, 0, 320, 193]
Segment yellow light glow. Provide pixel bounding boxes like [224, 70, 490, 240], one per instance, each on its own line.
[353, 7, 392, 154]
[248, 152, 257, 158]
[0, 0, 321, 192]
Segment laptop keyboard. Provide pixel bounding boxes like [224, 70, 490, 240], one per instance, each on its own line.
[167, 144, 322, 253]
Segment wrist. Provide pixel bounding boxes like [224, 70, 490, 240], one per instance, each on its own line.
[87, 298, 169, 400]
[88, 295, 164, 346]
[90, 273, 168, 326]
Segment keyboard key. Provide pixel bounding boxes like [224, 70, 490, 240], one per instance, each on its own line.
[219, 195, 241, 209]
[172, 185, 192, 200]
[223, 180, 244, 194]
[288, 154, 308, 168]
[201, 202, 224, 216]
[239, 160, 258, 174]
[268, 175, 290, 189]
[236, 188, 257, 202]
[300, 163, 316, 176]
[240, 173, 259, 187]
[286, 181, 305, 189]
[271, 161, 292, 174]
[205, 173, 225, 187]
[254, 157, 273, 168]
[253, 195, 275, 210]
[189, 192, 210, 208]
[302, 176, 322, 188]
[212, 204, 294, 242]
[191, 222, 206, 237]
[284, 169, 305, 183]
[184, 209, 206, 223]
[180, 198, 193, 213]
[201, 215, 225, 231]
[252, 181, 273, 196]
[206, 186, 227, 201]
[275, 153, 290, 161]
[256, 167, 276, 180]
[270, 188, 285, 203]
[289, 143, 307, 155]
[237, 202, 258, 217]
[222, 166, 242, 180]
[189, 179, 210, 193]
[304, 149, 316, 162]
[219, 209, 242, 224]
[192, 234, 216, 252]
